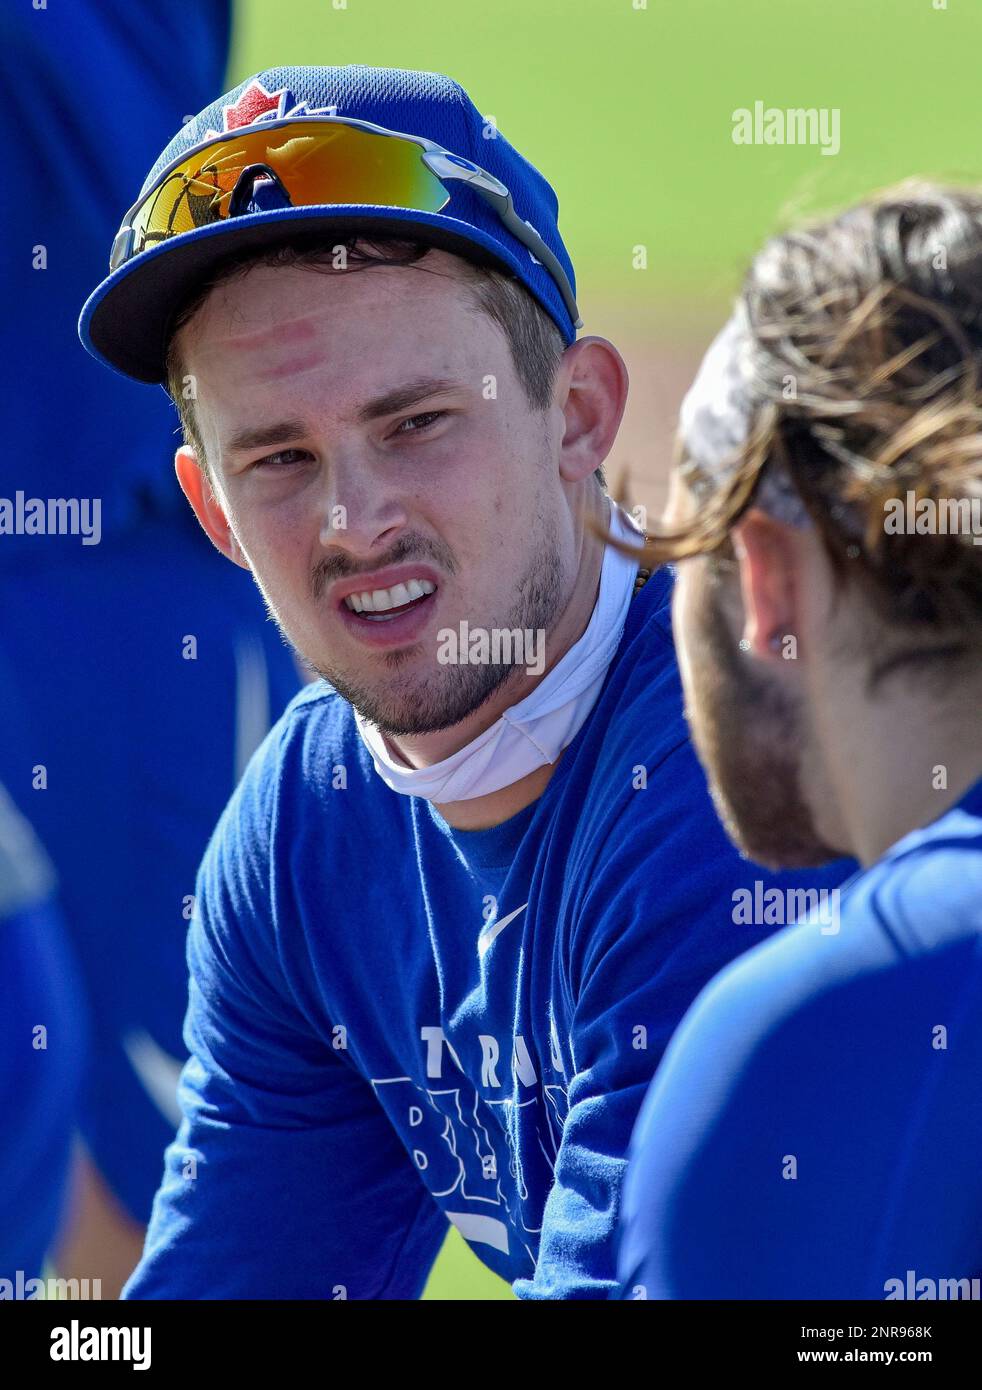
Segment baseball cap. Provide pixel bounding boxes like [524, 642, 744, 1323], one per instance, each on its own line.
[78, 65, 581, 385]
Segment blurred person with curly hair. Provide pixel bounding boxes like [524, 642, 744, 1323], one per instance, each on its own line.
[613, 183, 982, 1301]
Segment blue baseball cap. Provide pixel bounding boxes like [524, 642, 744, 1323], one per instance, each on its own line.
[78, 65, 581, 385]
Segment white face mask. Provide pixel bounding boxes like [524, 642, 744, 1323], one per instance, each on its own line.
[353, 498, 647, 803]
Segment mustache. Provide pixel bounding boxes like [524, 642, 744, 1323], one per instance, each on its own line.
[310, 534, 457, 601]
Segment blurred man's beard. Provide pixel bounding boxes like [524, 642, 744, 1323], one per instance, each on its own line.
[311, 511, 566, 737]
[686, 577, 838, 869]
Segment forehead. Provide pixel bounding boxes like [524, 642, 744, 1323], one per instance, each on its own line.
[176, 249, 503, 396]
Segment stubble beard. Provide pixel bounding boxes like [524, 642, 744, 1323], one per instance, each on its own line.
[307, 510, 567, 737]
[688, 578, 839, 870]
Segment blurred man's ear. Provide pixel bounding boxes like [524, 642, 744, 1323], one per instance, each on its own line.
[174, 447, 251, 571]
[730, 508, 801, 661]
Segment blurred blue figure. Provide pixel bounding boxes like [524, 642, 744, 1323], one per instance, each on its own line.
[0, 0, 301, 1290]
[0, 786, 87, 1283]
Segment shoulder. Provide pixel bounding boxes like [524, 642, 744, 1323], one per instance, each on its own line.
[619, 818, 982, 1295]
[195, 677, 409, 946]
[853, 801, 982, 952]
[196, 679, 363, 896]
[215, 678, 363, 826]
[635, 804, 982, 1127]
[593, 563, 679, 731]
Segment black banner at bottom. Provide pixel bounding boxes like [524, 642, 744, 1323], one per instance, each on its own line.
[2, 1296, 980, 1374]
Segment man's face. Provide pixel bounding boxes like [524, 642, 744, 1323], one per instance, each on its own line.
[664, 469, 836, 868]
[177, 250, 576, 736]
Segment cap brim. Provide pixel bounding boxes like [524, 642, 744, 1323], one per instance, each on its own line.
[79, 205, 531, 385]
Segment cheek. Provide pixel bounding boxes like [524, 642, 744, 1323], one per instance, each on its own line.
[227, 478, 311, 545]
[222, 504, 315, 606]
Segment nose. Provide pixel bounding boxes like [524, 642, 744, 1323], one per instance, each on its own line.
[316, 450, 410, 557]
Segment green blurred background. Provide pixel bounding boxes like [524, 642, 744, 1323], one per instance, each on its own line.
[228, 0, 982, 1297]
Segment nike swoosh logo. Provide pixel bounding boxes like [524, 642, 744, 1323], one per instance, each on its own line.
[122, 1029, 185, 1128]
[477, 902, 528, 959]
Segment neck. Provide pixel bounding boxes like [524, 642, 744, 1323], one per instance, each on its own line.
[433, 754, 567, 832]
[387, 488, 611, 830]
[815, 672, 982, 866]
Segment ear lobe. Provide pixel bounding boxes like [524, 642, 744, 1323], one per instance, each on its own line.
[732, 508, 800, 662]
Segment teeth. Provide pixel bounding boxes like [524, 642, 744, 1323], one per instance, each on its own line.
[380, 582, 411, 609]
[344, 578, 436, 614]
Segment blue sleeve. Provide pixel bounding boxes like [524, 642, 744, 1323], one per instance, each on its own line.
[511, 739, 848, 1299]
[616, 909, 982, 1299]
[123, 731, 447, 1299]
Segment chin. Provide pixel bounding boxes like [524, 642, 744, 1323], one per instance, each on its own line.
[715, 786, 836, 870]
[311, 650, 516, 739]
[689, 695, 838, 870]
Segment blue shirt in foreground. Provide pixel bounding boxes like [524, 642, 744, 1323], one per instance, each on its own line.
[617, 777, 982, 1300]
[124, 567, 849, 1299]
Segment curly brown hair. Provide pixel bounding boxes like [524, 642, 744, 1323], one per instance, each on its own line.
[598, 181, 982, 638]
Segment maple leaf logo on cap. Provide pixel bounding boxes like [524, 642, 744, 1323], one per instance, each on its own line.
[223, 78, 285, 131]
[201, 79, 340, 140]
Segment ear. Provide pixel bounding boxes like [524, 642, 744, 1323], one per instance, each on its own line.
[730, 507, 802, 662]
[174, 447, 251, 571]
[555, 337, 629, 485]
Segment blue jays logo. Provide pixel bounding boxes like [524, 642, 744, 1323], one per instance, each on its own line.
[204, 78, 338, 138]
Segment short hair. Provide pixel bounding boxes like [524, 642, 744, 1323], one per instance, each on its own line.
[164, 233, 605, 489]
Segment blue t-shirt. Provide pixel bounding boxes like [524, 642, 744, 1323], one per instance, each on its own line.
[617, 777, 982, 1300]
[123, 567, 850, 1299]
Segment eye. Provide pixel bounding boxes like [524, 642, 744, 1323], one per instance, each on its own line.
[392, 411, 445, 437]
[254, 448, 311, 469]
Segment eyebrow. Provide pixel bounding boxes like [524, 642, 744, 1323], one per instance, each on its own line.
[222, 376, 467, 457]
[224, 419, 309, 456]
[354, 376, 464, 424]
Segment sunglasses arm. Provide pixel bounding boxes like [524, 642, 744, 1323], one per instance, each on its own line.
[423, 152, 582, 331]
[492, 194, 583, 330]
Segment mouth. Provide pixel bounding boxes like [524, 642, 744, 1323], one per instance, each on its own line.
[342, 577, 436, 621]
[336, 577, 439, 647]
